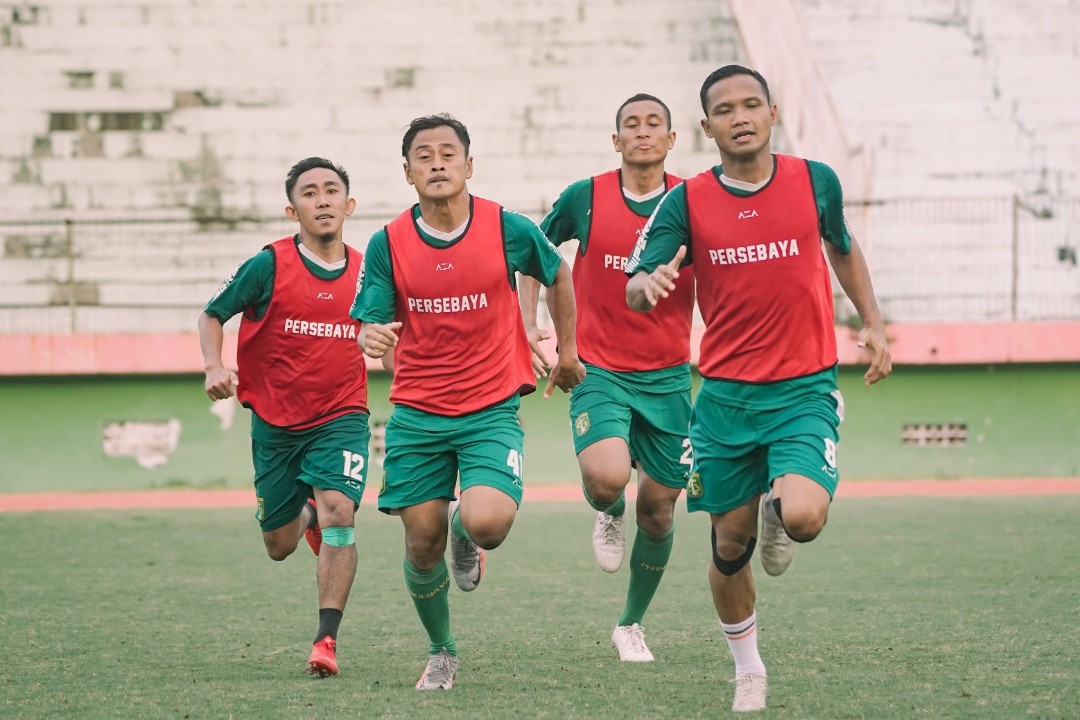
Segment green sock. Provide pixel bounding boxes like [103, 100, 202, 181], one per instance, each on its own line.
[617, 525, 674, 627]
[450, 505, 475, 543]
[582, 483, 626, 517]
[403, 558, 457, 655]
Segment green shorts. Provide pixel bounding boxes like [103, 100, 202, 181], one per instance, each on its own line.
[251, 413, 370, 531]
[377, 395, 525, 514]
[569, 364, 693, 489]
[686, 391, 843, 514]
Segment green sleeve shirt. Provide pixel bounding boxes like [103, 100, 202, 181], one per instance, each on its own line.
[350, 203, 565, 325]
[502, 207, 564, 283]
[542, 175, 674, 254]
[204, 248, 276, 322]
[541, 178, 593, 250]
[350, 228, 393, 324]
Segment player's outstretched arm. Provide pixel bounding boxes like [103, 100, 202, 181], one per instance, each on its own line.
[359, 321, 403, 359]
[518, 273, 552, 378]
[543, 262, 586, 398]
[198, 311, 238, 400]
[825, 240, 892, 386]
[626, 244, 686, 312]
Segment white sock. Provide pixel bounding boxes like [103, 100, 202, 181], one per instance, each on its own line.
[720, 613, 767, 676]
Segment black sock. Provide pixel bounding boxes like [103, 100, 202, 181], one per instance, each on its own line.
[315, 608, 343, 643]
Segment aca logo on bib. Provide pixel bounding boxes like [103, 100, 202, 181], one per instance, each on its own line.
[574, 412, 590, 437]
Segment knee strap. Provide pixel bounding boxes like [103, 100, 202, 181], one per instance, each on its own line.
[321, 526, 355, 548]
[711, 526, 756, 576]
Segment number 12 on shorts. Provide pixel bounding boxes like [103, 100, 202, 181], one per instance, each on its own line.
[341, 450, 365, 481]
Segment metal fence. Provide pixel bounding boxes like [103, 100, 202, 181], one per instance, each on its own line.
[856, 195, 1080, 323]
[1, 196, 1077, 334]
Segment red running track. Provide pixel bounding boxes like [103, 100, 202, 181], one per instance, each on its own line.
[1, 478, 1078, 513]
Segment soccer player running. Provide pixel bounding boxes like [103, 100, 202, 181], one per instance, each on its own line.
[198, 157, 370, 679]
[520, 94, 695, 663]
[626, 66, 892, 712]
[351, 114, 585, 691]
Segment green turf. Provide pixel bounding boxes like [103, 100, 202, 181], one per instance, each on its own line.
[1, 497, 1077, 719]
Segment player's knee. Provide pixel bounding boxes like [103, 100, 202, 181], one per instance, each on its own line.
[467, 520, 513, 550]
[264, 538, 296, 562]
[636, 497, 675, 536]
[779, 504, 827, 542]
[406, 532, 447, 564]
[582, 472, 628, 504]
[314, 493, 356, 528]
[318, 506, 355, 530]
[711, 526, 756, 576]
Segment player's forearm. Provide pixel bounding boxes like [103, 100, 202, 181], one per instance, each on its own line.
[827, 241, 884, 328]
[545, 263, 579, 358]
[518, 273, 543, 330]
[197, 312, 226, 371]
[625, 271, 655, 312]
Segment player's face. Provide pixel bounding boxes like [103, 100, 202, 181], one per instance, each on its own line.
[404, 126, 473, 202]
[700, 74, 777, 162]
[613, 100, 675, 166]
[285, 168, 355, 240]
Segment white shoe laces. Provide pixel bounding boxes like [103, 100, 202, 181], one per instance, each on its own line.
[732, 672, 767, 710]
[422, 652, 456, 688]
[624, 624, 647, 653]
[601, 513, 622, 545]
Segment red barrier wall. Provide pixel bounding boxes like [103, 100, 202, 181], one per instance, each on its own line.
[1, 323, 1077, 376]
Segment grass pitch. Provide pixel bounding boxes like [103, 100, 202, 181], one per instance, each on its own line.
[1, 496, 1077, 719]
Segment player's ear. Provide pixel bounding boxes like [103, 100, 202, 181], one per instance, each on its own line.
[770, 104, 778, 126]
[344, 196, 356, 216]
[612, 132, 621, 153]
[667, 130, 676, 149]
[284, 204, 299, 221]
[700, 118, 713, 138]
[465, 156, 473, 180]
[403, 161, 414, 186]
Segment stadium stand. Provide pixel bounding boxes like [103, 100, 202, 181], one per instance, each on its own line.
[0, 0, 741, 332]
[0, 0, 1076, 333]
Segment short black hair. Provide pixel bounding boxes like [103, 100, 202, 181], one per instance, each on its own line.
[699, 65, 771, 114]
[285, 157, 349, 202]
[615, 93, 672, 131]
[401, 113, 471, 159]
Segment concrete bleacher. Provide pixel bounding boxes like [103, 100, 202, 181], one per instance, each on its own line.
[801, 0, 1079, 197]
[0, 0, 742, 332]
[2, 0, 1076, 331]
[0, 0, 741, 217]
[797, 0, 1080, 321]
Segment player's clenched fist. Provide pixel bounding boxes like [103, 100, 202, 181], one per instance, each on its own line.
[204, 365, 238, 401]
[359, 321, 403, 358]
